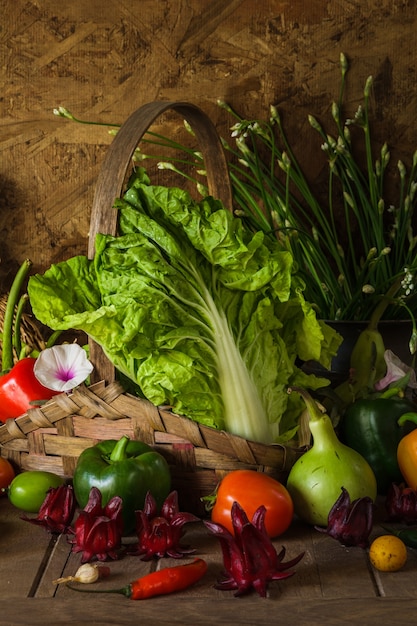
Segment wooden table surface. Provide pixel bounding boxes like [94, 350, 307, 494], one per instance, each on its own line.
[1, 496, 416, 625]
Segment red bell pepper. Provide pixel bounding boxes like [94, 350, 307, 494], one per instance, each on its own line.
[0, 357, 59, 422]
[0, 259, 58, 423]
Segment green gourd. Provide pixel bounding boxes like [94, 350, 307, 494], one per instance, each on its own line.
[286, 387, 377, 527]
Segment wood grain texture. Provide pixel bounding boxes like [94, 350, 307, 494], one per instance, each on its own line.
[1, 496, 417, 625]
[2, 597, 417, 626]
[1, 0, 417, 287]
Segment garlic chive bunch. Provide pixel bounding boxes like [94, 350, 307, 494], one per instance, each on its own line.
[214, 54, 417, 338]
[53, 53, 417, 341]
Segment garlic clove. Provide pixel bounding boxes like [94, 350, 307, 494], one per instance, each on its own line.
[53, 563, 110, 585]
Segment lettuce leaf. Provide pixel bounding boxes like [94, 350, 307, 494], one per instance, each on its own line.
[28, 169, 340, 443]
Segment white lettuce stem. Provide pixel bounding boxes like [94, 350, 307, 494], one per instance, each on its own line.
[203, 286, 272, 444]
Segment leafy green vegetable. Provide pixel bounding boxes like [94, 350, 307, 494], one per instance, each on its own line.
[28, 168, 340, 444]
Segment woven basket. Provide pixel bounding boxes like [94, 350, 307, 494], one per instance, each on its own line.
[0, 102, 304, 515]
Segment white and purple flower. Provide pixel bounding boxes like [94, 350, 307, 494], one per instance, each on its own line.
[34, 344, 93, 392]
[375, 349, 417, 391]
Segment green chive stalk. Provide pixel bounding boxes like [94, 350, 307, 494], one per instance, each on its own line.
[54, 53, 417, 343]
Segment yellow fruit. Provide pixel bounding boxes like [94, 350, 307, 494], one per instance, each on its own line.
[369, 535, 407, 572]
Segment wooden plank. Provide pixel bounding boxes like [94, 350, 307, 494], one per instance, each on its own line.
[2, 596, 417, 625]
[35, 532, 74, 599]
[272, 520, 322, 600]
[2, 496, 417, 624]
[311, 530, 377, 599]
[0, 498, 53, 599]
[36, 521, 379, 605]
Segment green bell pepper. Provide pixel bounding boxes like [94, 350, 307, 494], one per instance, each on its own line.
[73, 435, 171, 533]
[339, 396, 417, 494]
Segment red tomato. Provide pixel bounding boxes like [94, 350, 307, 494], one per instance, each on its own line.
[211, 469, 294, 538]
[0, 457, 16, 494]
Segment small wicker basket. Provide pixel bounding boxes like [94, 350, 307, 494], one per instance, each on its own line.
[0, 102, 304, 515]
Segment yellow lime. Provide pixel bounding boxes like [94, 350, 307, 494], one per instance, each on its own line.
[369, 535, 407, 572]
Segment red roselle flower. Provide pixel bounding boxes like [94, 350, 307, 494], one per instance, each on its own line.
[128, 490, 200, 560]
[315, 487, 375, 548]
[385, 483, 417, 524]
[70, 486, 124, 563]
[204, 501, 304, 597]
[21, 483, 76, 534]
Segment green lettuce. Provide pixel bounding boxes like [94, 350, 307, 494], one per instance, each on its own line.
[28, 168, 340, 444]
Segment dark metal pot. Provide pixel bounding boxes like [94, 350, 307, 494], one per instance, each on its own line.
[302, 319, 414, 385]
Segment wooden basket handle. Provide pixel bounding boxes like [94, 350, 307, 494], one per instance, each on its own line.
[88, 101, 233, 383]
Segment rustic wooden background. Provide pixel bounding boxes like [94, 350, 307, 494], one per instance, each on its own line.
[2, 0, 417, 290]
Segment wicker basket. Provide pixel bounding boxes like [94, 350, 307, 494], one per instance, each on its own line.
[0, 102, 304, 515]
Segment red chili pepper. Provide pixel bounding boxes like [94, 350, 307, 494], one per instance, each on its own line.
[0, 357, 59, 422]
[67, 558, 208, 600]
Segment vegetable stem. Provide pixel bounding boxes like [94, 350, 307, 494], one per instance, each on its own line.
[397, 412, 417, 427]
[109, 434, 130, 462]
[288, 386, 339, 451]
[13, 294, 29, 359]
[2, 259, 32, 372]
[207, 295, 272, 443]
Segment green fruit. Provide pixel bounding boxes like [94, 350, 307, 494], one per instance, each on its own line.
[287, 387, 377, 527]
[8, 470, 64, 513]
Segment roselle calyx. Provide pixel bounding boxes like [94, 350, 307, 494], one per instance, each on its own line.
[128, 490, 200, 560]
[385, 483, 417, 524]
[204, 501, 304, 597]
[21, 484, 76, 534]
[70, 486, 124, 563]
[315, 487, 375, 548]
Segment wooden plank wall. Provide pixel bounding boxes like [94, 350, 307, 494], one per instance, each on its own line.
[1, 0, 417, 288]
